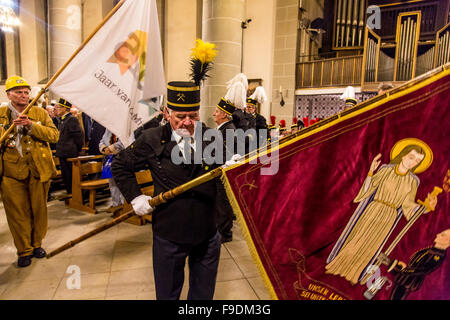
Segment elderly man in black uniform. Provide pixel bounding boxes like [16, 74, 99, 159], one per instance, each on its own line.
[246, 86, 268, 148]
[54, 98, 83, 195]
[214, 98, 239, 160]
[213, 98, 239, 243]
[112, 81, 222, 300]
[246, 98, 267, 141]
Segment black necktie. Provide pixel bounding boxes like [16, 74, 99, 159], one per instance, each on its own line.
[181, 137, 195, 164]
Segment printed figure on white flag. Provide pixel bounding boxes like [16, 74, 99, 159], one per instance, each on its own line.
[49, 0, 166, 146]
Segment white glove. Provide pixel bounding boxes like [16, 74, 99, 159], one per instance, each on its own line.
[223, 154, 243, 168]
[130, 194, 154, 216]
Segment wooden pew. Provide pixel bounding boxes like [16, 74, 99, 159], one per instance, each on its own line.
[49, 154, 66, 201]
[52, 155, 62, 180]
[68, 155, 109, 214]
[114, 169, 154, 226]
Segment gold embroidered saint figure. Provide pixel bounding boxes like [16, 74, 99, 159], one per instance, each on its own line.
[325, 138, 439, 285]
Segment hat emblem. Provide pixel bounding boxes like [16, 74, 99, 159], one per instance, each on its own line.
[177, 93, 186, 102]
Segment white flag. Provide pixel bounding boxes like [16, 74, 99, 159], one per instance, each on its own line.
[49, 0, 166, 146]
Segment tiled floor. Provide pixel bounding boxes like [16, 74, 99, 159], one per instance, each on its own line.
[0, 191, 271, 300]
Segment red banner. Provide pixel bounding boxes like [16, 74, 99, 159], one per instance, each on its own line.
[223, 67, 450, 300]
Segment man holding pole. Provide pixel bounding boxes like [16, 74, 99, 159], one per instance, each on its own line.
[112, 81, 222, 300]
[0, 76, 59, 268]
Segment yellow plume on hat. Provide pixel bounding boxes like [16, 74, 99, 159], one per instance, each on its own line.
[191, 39, 217, 64]
[189, 39, 217, 85]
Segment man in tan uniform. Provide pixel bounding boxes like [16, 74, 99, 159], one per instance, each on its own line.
[0, 76, 59, 267]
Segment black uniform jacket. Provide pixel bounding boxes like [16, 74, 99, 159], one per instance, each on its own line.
[88, 120, 106, 155]
[232, 109, 255, 131]
[393, 247, 446, 290]
[255, 113, 267, 131]
[112, 122, 218, 245]
[134, 114, 163, 140]
[215, 121, 236, 225]
[55, 113, 83, 158]
[254, 113, 268, 147]
[218, 120, 237, 162]
[231, 110, 258, 155]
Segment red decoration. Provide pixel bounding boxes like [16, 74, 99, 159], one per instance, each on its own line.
[303, 117, 309, 127]
[270, 115, 276, 126]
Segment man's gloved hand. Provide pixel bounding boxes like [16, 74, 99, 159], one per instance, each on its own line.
[130, 194, 154, 216]
[223, 154, 243, 168]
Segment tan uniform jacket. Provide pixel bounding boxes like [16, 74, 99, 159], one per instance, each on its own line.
[0, 105, 60, 182]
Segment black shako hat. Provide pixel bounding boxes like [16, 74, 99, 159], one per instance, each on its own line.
[167, 81, 200, 112]
[246, 97, 258, 106]
[217, 97, 236, 115]
[58, 98, 72, 109]
[345, 98, 357, 107]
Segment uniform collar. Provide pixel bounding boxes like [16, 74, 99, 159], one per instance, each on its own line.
[61, 112, 71, 120]
[171, 128, 195, 145]
[217, 120, 232, 130]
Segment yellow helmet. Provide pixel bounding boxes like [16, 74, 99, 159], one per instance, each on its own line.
[5, 76, 31, 92]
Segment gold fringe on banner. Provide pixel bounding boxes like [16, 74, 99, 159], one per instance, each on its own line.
[220, 172, 279, 300]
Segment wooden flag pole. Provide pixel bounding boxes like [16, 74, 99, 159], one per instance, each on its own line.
[46, 166, 224, 258]
[0, 0, 126, 145]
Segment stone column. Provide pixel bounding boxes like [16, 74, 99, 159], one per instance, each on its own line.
[48, 0, 82, 76]
[164, 0, 198, 83]
[201, 0, 245, 127]
[19, 0, 48, 84]
[271, 0, 299, 127]
[82, 0, 115, 41]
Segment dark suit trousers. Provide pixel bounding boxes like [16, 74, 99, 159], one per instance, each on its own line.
[59, 158, 73, 194]
[152, 231, 221, 300]
[215, 181, 234, 241]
